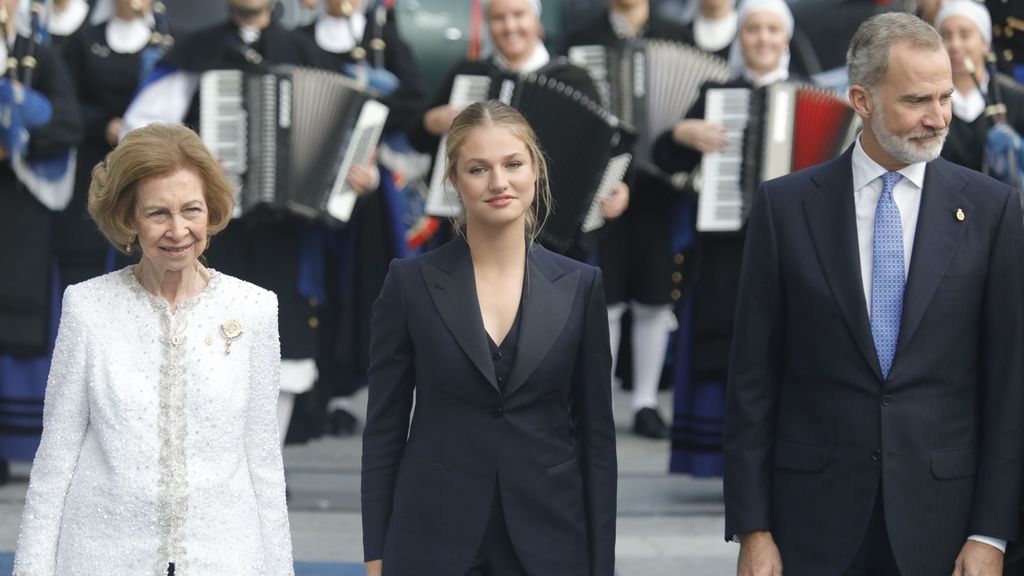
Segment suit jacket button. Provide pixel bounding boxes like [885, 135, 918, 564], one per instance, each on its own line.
[881, 395, 893, 407]
[493, 407, 504, 418]
[871, 449, 881, 462]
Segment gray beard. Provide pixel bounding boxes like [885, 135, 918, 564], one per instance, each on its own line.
[870, 102, 947, 165]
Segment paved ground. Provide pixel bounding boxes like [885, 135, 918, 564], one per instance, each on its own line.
[0, 388, 737, 575]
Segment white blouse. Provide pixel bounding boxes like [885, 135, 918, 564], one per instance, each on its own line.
[13, 267, 294, 576]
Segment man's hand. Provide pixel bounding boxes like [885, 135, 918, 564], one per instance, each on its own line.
[953, 540, 1003, 576]
[106, 117, 124, 146]
[0, 143, 7, 162]
[737, 531, 782, 576]
[601, 181, 630, 220]
[423, 104, 461, 136]
[365, 559, 382, 576]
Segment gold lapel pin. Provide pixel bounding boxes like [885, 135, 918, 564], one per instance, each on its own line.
[956, 208, 965, 222]
[220, 320, 243, 355]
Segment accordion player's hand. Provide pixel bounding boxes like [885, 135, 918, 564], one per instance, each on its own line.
[106, 118, 124, 147]
[0, 142, 7, 162]
[348, 164, 380, 196]
[672, 119, 728, 154]
[601, 181, 630, 220]
[424, 105, 461, 137]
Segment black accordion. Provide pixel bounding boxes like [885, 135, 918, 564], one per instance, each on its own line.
[199, 66, 389, 223]
[568, 39, 730, 173]
[697, 82, 859, 232]
[425, 73, 635, 254]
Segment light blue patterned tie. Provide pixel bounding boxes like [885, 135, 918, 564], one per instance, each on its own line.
[871, 171, 904, 380]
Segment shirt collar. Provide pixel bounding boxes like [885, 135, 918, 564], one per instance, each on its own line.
[493, 41, 550, 74]
[49, 0, 90, 36]
[315, 11, 367, 54]
[106, 16, 152, 54]
[852, 132, 927, 192]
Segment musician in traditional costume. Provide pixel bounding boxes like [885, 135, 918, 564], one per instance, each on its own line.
[0, 0, 82, 486]
[409, 0, 601, 155]
[988, 0, 1024, 81]
[57, 0, 158, 292]
[293, 0, 425, 439]
[936, 1, 1024, 173]
[685, 0, 737, 61]
[363, 100, 616, 576]
[565, 0, 695, 439]
[651, 0, 797, 475]
[121, 0, 327, 448]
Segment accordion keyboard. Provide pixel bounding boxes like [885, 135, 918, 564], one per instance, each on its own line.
[426, 74, 492, 217]
[199, 70, 248, 183]
[697, 88, 751, 233]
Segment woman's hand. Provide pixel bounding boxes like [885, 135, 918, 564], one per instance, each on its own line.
[601, 181, 630, 220]
[106, 117, 124, 146]
[671, 119, 728, 153]
[365, 559, 383, 576]
[423, 104, 461, 136]
[348, 164, 380, 196]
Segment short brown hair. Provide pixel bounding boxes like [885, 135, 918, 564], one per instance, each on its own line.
[445, 100, 553, 240]
[88, 123, 235, 255]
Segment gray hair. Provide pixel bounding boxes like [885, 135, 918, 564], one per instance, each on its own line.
[846, 12, 945, 89]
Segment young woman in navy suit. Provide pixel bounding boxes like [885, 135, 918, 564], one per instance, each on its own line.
[362, 100, 617, 576]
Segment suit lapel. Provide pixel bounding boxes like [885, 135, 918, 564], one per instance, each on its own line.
[504, 246, 580, 399]
[896, 159, 971, 357]
[421, 241, 500, 392]
[804, 150, 883, 379]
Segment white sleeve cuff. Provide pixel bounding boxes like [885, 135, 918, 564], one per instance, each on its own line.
[967, 535, 1007, 553]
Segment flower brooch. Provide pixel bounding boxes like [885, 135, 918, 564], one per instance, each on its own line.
[220, 320, 243, 355]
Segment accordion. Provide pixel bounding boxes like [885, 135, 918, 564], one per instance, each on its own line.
[697, 83, 859, 232]
[568, 40, 730, 173]
[199, 66, 389, 223]
[425, 73, 635, 254]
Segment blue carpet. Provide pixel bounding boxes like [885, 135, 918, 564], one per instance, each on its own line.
[0, 553, 363, 575]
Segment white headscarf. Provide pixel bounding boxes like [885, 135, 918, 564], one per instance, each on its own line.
[726, 0, 794, 85]
[934, 0, 992, 46]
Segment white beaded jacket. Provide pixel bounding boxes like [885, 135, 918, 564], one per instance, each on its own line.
[13, 267, 295, 576]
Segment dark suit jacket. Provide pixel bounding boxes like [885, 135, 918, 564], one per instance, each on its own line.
[361, 238, 617, 576]
[724, 149, 1024, 576]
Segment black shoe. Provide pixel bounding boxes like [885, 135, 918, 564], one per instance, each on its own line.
[0, 459, 9, 486]
[633, 408, 668, 439]
[327, 408, 359, 437]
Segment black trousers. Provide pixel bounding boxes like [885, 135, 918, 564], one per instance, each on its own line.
[843, 490, 901, 576]
[465, 489, 528, 576]
[167, 563, 175, 576]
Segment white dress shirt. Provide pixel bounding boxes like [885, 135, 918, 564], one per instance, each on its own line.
[851, 136, 1006, 554]
[851, 134, 925, 309]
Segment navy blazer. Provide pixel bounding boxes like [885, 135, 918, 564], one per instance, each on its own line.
[362, 238, 617, 576]
[724, 149, 1024, 576]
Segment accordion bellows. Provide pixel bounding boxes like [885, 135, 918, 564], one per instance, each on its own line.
[200, 66, 389, 223]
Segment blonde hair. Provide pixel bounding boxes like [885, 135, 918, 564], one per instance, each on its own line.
[445, 100, 552, 240]
[88, 123, 235, 255]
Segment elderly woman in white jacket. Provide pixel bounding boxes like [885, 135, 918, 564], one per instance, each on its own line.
[13, 123, 294, 576]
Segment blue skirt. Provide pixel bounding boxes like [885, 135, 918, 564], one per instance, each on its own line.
[668, 290, 724, 478]
[0, 264, 60, 462]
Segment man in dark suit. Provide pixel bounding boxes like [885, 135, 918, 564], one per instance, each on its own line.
[725, 12, 1023, 576]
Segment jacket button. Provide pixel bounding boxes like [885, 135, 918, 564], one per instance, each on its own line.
[871, 449, 881, 462]
[493, 407, 504, 418]
[881, 395, 893, 407]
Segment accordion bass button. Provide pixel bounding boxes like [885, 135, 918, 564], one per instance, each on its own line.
[674, 253, 685, 265]
[671, 289, 682, 302]
[672, 272, 683, 284]
[309, 317, 320, 330]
